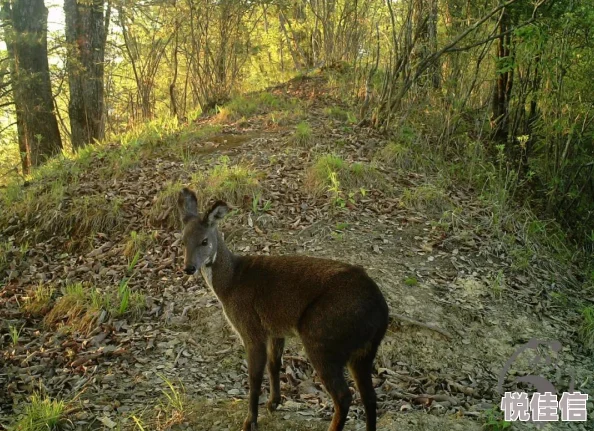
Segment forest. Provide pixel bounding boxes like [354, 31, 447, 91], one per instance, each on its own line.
[0, 0, 593, 430]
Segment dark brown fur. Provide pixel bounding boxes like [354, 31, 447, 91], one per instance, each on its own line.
[177, 190, 389, 431]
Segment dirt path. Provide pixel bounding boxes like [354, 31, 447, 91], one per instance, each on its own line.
[1, 76, 593, 430]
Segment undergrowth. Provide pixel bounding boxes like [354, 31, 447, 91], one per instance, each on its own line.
[216, 92, 299, 122]
[306, 154, 383, 200]
[44, 281, 145, 334]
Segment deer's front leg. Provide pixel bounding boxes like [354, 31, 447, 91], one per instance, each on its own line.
[243, 342, 267, 431]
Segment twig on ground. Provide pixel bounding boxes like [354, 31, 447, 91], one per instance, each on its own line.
[390, 313, 453, 340]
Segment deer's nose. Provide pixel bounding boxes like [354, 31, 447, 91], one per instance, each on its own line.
[184, 265, 196, 275]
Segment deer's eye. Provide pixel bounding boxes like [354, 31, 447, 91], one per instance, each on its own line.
[201, 238, 208, 246]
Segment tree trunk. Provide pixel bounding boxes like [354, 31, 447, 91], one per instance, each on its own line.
[491, 9, 513, 145]
[64, 0, 107, 150]
[2, 0, 63, 173]
[169, 0, 180, 120]
[428, 0, 440, 89]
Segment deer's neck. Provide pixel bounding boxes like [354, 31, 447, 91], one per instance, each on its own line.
[201, 232, 236, 298]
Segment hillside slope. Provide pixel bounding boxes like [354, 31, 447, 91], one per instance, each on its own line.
[1, 75, 592, 430]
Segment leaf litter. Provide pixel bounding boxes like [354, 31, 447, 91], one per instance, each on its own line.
[1, 76, 593, 430]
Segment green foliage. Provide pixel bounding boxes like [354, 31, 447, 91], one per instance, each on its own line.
[490, 270, 506, 300]
[482, 406, 511, 430]
[251, 192, 272, 214]
[335, 222, 350, 231]
[14, 392, 66, 431]
[9, 324, 23, 346]
[116, 278, 132, 316]
[404, 277, 418, 287]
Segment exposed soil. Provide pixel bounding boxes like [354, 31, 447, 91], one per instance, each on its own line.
[1, 75, 593, 430]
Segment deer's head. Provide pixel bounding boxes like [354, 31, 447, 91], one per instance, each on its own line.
[177, 188, 229, 275]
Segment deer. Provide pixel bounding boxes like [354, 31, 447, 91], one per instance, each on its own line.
[177, 187, 389, 431]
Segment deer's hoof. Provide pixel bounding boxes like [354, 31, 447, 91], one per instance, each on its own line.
[241, 419, 257, 431]
[266, 398, 281, 413]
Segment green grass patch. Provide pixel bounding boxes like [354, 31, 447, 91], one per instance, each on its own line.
[191, 156, 262, 209]
[44, 281, 145, 334]
[216, 92, 299, 122]
[292, 121, 313, 148]
[401, 184, 451, 215]
[404, 277, 418, 287]
[306, 154, 383, 196]
[9, 323, 23, 346]
[375, 142, 414, 170]
[323, 106, 356, 123]
[123, 230, 158, 259]
[14, 392, 67, 431]
[130, 375, 189, 431]
[482, 406, 511, 430]
[22, 284, 55, 317]
[0, 116, 229, 252]
[265, 108, 305, 127]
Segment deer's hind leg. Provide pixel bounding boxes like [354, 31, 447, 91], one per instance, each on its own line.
[266, 337, 285, 412]
[348, 345, 379, 431]
[306, 348, 352, 431]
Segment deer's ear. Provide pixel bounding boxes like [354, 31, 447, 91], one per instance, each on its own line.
[204, 201, 230, 226]
[178, 188, 198, 224]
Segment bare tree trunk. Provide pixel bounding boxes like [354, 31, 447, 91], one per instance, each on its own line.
[428, 0, 440, 89]
[64, 0, 108, 150]
[1, 0, 63, 173]
[169, 0, 180, 119]
[491, 9, 513, 145]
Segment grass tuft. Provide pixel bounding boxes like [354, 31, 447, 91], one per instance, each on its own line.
[124, 230, 157, 259]
[305, 154, 382, 196]
[153, 374, 188, 429]
[43, 283, 98, 334]
[216, 93, 298, 122]
[15, 392, 66, 431]
[323, 106, 356, 123]
[9, 324, 23, 346]
[401, 184, 450, 215]
[404, 277, 418, 287]
[375, 142, 413, 170]
[22, 284, 55, 316]
[192, 156, 262, 208]
[44, 281, 145, 334]
[292, 121, 313, 147]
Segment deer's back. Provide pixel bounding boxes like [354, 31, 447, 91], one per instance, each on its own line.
[227, 255, 386, 339]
